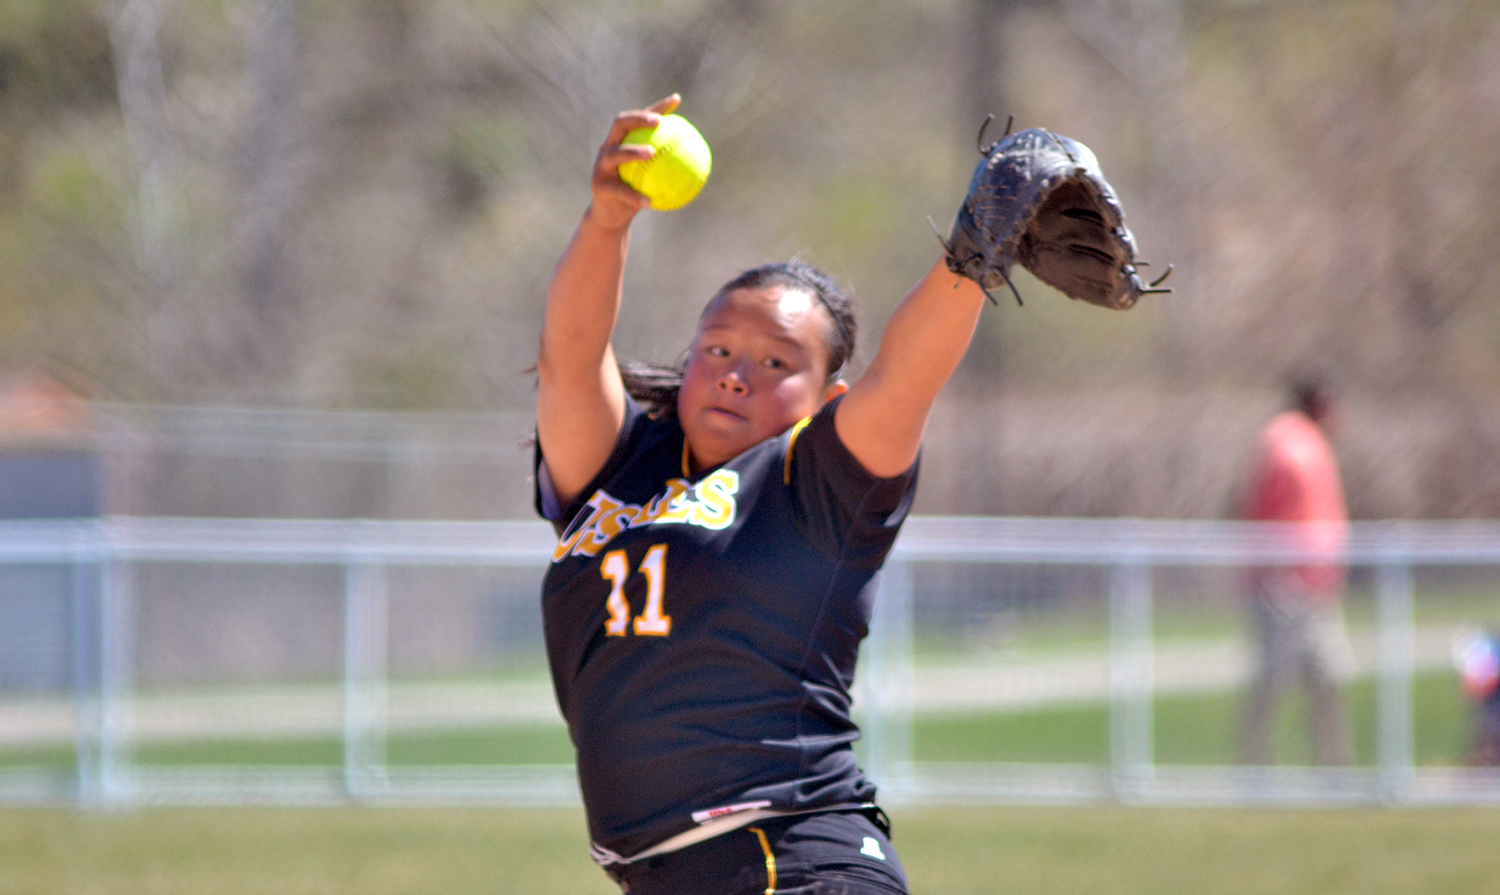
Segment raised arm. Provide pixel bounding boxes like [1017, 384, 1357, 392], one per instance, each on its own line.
[536, 95, 679, 506]
[835, 124, 1156, 479]
[834, 260, 988, 478]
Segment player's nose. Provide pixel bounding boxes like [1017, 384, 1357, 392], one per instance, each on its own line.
[716, 364, 750, 394]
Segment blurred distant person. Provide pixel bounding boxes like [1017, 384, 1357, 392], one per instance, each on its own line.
[1239, 370, 1355, 766]
[1454, 628, 1500, 765]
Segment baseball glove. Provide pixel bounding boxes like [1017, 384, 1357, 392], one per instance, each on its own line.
[942, 120, 1169, 310]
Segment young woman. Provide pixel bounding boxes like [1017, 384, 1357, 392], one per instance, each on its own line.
[534, 94, 989, 895]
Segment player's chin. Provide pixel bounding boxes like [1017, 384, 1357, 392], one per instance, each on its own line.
[687, 416, 759, 465]
[696, 416, 751, 447]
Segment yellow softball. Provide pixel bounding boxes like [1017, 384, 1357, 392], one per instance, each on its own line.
[618, 114, 712, 211]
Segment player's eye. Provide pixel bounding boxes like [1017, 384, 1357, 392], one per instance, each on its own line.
[762, 356, 788, 370]
[705, 345, 729, 358]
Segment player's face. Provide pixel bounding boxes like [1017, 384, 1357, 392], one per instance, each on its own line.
[678, 285, 845, 473]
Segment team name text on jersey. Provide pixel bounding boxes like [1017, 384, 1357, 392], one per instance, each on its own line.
[552, 469, 740, 561]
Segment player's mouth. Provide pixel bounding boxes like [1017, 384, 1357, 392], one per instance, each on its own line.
[705, 404, 747, 422]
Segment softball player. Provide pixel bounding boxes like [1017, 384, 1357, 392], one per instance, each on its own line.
[534, 94, 989, 895]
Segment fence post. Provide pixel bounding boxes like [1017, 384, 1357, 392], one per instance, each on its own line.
[70, 527, 100, 807]
[865, 558, 914, 800]
[1375, 558, 1414, 803]
[343, 544, 389, 800]
[96, 545, 134, 807]
[1109, 550, 1154, 800]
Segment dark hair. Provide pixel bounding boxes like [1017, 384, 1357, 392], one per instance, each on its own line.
[716, 261, 858, 377]
[621, 261, 857, 420]
[1287, 362, 1335, 422]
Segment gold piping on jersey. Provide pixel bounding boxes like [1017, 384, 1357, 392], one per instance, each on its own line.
[783, 415, 814, 485]
[680, 438, 692, 477]
[748, 825, 776, 895]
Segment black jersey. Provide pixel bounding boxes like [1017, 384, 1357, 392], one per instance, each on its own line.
[535, 394, 917, 861]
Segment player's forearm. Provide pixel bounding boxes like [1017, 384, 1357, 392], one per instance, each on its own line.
[837, 260, 987, 477]
[535, 207, 633, 506]
[537, 207, 632, 383]
[868, 259, 987, 408]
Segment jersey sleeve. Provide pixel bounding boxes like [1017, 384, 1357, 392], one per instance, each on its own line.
[533, 396, 652, 533]
[782, 394, 918, 565]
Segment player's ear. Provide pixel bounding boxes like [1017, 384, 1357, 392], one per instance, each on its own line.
[821, 379, 849, 404]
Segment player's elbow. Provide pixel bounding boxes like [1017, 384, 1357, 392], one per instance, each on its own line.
[534, 336, 556, 383]
[535, 335, 579, 390]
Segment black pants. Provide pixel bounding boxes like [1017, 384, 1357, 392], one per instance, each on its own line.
[605, 809, 908, 895]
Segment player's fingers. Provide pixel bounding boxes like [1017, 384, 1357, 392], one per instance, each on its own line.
[612, 183, 652, 211]
[593, 142, 653, 182]
[601, 141, 654, 164]
[603, 108, 661, 149]
[600, 95, 679, 148]
[646, 93, 681, 115]
[592, 146, 653, 197]
[585, 96, 680, 224]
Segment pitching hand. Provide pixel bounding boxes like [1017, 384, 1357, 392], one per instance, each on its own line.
[588, 94, 681, 230]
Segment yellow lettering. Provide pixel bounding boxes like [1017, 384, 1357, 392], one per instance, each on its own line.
[690, 470, 739, 530]
[552, 472, 740, 563]
[595, 505, 641, 545]
[641, 479, 690, 524]
[553, 493, 621, 562]
[654, 484, 695, 524]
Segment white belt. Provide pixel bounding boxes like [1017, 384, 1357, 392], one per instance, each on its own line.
[591, 801, 874, 868]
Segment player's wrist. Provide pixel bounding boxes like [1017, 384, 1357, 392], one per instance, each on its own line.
[581, 201, 639, 236]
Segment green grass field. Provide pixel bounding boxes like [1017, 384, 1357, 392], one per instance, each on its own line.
[3, 803, 1499, 894]
[1, 668, 1476, 771]
[917, 670, 1475, 766]
[3, 591, 1493, 893]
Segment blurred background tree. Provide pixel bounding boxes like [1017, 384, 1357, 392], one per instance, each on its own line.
[1, 0, 1498, 518]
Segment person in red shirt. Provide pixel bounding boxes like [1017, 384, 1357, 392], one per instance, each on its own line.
[1239, 371, 1356, 766]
